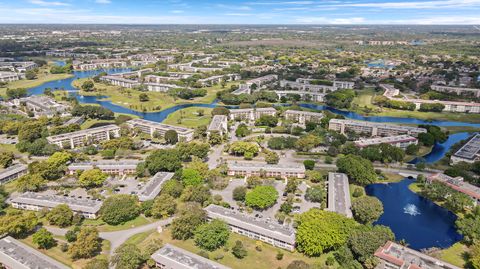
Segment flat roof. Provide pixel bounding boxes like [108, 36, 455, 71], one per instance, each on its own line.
[137, 172, 174, 201]
[327, 172, 352, 218]
[429, 173, 480, 200]
[329, 119, 427, 133]
[354, 135, 417, 147]
[10, 192, 103, 214]
[68, 160, 140, 171]
[205, 204, 295, 244]
[47, 124, 120, 141]
[453, 134, 480, 160]
[229, 107, 276, 113]
[126, 118, 194, 134]
[228, 161, 305, 173]
[0, 236, 70, 269]
[151, 243, 231, 269]
[285, 110, 324, 117]
[208, 115, 228, 132]
[0, 163, 28, 181]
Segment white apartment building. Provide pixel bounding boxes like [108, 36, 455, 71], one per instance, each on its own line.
[137, 172, 174, 202]
[328, 119, 427, 137]
[13, 95, 70, 118]
[126, 118, 194, 142]
[47, 124, 121, 149]
[67, 160, 140, 175]
[280, 78, 354, 93]
[284, 110, 324, 124]
[431, 85, 480, 98]
[151, 244, 231, 269]
[207, 115, 228, 136]
[229, 107, 277, 121]
[144, 83, 183, 92]
[354, 135, 418, 149]
[0, 71, 20, 82]
[101, 75, 140, 88]
[0, 164, 28, 184]
[326, 173, 352, 218]
[274, 90, 326, 102]
[227, 161, 306, 179]
[451, 134, 480, 164]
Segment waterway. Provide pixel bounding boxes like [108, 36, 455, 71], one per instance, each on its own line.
[365, 179, 462, 250]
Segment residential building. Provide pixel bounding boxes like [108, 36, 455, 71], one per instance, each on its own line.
[207, 115, 228, 136]
[101, 75, 140, 88]
[245, 74, 278, 88]
[0, 236, 70, 269]
[328, 119, 427, 137]
[0, 164, 28, 184]
[137, 172, 174, 201]
[432, 85, 480, 98]
[10, 192, 103, 219]
[274, 90, 326, 102]
[374, 241, 461, 269]
[0, 61, 37, 72]
[284, 110, 324, 124]
[197, 73, 240, 86]
[144, 83, 182, 92]
[151, 243, 231, 269]
[126, 118, 194, 142]
[451, 134, 480, 164]
[229, 107, 277, 121]
[13, 96, 70, 118]
[73, 59, 127, 70]
[67, 160, 140, 175]
[0, 71, 20, 82]
[280, 78, 354, 93]
[354, 135, 418, 149]
[63, 116, 85, 126]
[428, 173, 480, 206]
[326, 172, 352, 218]
[46, 124, 121, 149]
[205, 204, 296, 251]
[227, 161, 305, 179]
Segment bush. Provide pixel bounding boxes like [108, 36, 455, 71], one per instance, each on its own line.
[232, 240, 247, 259]
[100, 195, 140, 225]
[303, 160, 315, 170]
[194, 219, 230, 251]
[245, 185, 278, 210]
[352, 188, 363, 198]
[233, 186, 247, 201]
[351, 196, 384, 224]
[32, 228, 56, 249]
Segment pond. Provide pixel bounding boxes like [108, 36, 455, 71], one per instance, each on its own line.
[365, 179, 462, 250]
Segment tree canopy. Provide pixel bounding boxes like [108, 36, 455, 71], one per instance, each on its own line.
[245, 185, 278, 210]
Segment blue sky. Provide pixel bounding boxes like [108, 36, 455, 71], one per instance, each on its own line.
[0, 0, 480, 24]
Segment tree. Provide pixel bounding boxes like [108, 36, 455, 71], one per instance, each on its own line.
[100, 195, 140, 225]
[81, 80, 95, 92]
[348, 225, 394, 263]
[265, 150, 279, 164]
[295, 134, 321, 152]
[455, 210, 480, 245]
[235, 123, 251, 138]
[194, 219, 230, 251]
[171, 203, 207, 240]
[325, 89, 356, 109]
[165, 130, 178, 144]
[233, 186, 247, 201]
[0, 210, 38, 237]
[208, 131, 223, 145]
[6, 88, 27, 99]
[245, 185, 278, 210]
[351, 196, 384, 224]
[444, 191, 474, 213]
[180, 185, 211, 205]
[46, 204, 73, 227]
[16, 174, 45, 192]
[211, 107, 230, 116]
[337, 155, 378, 185]
[25, 69, 37, 80]
[296, 209, 356, 256]
[162, 179, 184, 198]
[69, 227, 102, 259]
[305, 186, 325, 203]
[0, 151, 14, 168]
[145, 149, 182, 174]
[139, 93, 149, 102]
[112, 243, 145, 269]
[79, 169, 107, 188]
[32, 228, 56, 249]
[303, 160, 315, 170]
[255, 115, 278, 127]
[232, 240, 247, 259]
[151, 194, 177, 218]
[85, 257, 109, 269]
[182, 168, 204, 186]
[471, 241, 480, 269]
[287, 260, 310, 269]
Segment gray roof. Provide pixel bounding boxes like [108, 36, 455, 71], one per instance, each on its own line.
[327, 172, 352, 218]
[207, 115, 228, 132]
[137, 172, 174, 201]
[0, 163, 28, 181]
[10, 192, 102, 214]
[229, 107, 276, 114]
[47, 124, 120, 141]
[0, 236, 70, 269]
[68, 160, 140, 171]
[151, 243, 231, 269]
[285, 110, 324, 117]
[228, 161, 305, 173]
[453, 133, 480, 161]
[126, 118, 194, 135]
[330, 119, 427, 133]
[205, 204, 295, 244]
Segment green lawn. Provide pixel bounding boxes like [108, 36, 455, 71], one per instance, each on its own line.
[82, 215, 153, 232]
[352, 88, 377, 108]
[437, 242, 470, 268]
[80, 119, 116, 130]
[163, 107, 213, 128]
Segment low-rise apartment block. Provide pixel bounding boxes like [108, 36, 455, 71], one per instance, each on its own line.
[451, 134, 480, 164]
[0, 71, 20, 82]
[229, 107, 277, 121]
[328, 119, 427, 137]
[207, 115, 228, 136]
[280, 78, 354, 93]
[151, 243, 231, 269]
[284, 110, 324, 124]
[10, 192, 103, 219]
[274, 90, 326, 102]
[144, 83, 183, 92]
[0, 236, 70, 269]
[67, 160, 140, 175]
[101, 75, 140, 88]
[354, 135, 418, 149]
[73, 59, 127, 70]
[0, 164, 28, 184]
[374, 241, 461, 269]
[13, 95, 70, 118]
[431, 85, 480, 98]
[137, 172, 174, 201]
[126, 118, 194, 142]
[227, 161, 306, 179]
[326, 173, 352, 218]
[205, 204, 296, 251]
[47, 124, 121, 149]
[428, 173, 480, 206]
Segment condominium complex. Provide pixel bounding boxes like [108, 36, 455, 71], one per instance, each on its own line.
[47, 124, 121, 149]
[280, 78, 354, 93]
[101, 75, 140, 88]
[73, 59, 127, 70]
[13, 95, 70, 118]
[197, 73, 241, 86]
[144, 83, 183, 92]
[67, 160, 141, 175]
[374, 241, 461, 269]
[0, 164, 28, 184]
[205, 204, 296, 251]
[284, 110, 324, 124]
[229, 107, 277, 121]
[431, 85, 480, 98]
[328, 119, 427, 137]
[354, 135, 418, 149]
[227, 161, 306, 179]
[245, 74, 278, 88]
[126, 118, 194, 142]
[274, 90, 326, 102]
[137, 172, 174, 201]
[0, 71, 20, 82]
[10, 192, 103, 219]
[0, 61, 37, 72]
[450, 134, 480, 164]
[428, 173, 480, 205]
[0, 236, 70, 269]
[326, 173, 352, 218]
[151, 243, 231, 269]
[207, 115, 228, 136]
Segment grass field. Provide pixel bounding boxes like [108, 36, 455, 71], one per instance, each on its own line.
[128, 228, 337, 269]
[163, 107, 213, 128]
[82, 215, 153, 232]
[437, 242, 470, 268]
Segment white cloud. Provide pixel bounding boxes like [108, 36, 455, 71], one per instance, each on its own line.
[326, 0, 480, 9]
[295, 16, 365, 24]
[95, 0, 111, 4]
[29, 0, 70, 6]
[216, 4, 252, 10]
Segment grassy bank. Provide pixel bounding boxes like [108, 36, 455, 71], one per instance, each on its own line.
[0, 69, 73, 98]
[163, 107, 213, 128]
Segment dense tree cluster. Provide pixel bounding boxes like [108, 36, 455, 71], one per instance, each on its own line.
[245, 185, 278, 210]
[72, 105, 114, 120]
[324, 89, 356, 109]
[100, 195, 140, 225]
[337, 155, 378, 185]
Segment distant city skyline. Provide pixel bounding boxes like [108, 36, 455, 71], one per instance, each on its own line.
[0, 0, 479, 24]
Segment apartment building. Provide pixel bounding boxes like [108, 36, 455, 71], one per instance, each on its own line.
[374, 241, 461, 269]
[207, 115, 228, 136]
[197, 73, 240, 87]
[205, 204, 296, 251]
[328, 119, 427, 137]
[246, 74, 278, 88]
[0, 71, 20, 82]
[229, 107, 277, 121]
[137, 172, 174, 201]
[284, 110, 324, 124]
[73, 59, 127, 70]
[227, 161, 306, 179]
[67, 160, 140, 175]
[427, 173, 480, 206]
[151, 244, 231, 269]
[144, 83, 183, 92]
[0, 164, 28, 184]
[126, 118, 194, 142]
[274, 90, 326, 102]
[0, 236, 70, 269]
[280, 78, 354, 93]
[47, 124, 121, 149]
[354, 135, 418, 149]
[451, 134, 480, 164]
[13, 95, 70, 118]
[10, 192, 103, 219]
[0, 61, 37, 72]
[101, 75, 140, 88]
[326, 172, 352, 218]
[431, 85, 480, 98]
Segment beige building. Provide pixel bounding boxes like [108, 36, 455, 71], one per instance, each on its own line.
[47, 124, 121, 149]
[354, 135, 418, 149]
[328, 119, 426, 137]
[227, 161, 305, 179]
[207, 115, 228, 136]
[284, 110, 324, 124]
[229, 107, 277, 121]
[126, 118, 194, 142]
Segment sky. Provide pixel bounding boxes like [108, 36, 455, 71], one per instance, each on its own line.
[0, 0, 480, 24]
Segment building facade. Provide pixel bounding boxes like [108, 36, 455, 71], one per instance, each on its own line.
[284, 110, 324, 124]
[67, 160, 140, 175]
[151, 244, 231, 269]
[0, 164, 28, 184]
[229, 108, 277, 121]
[47, 124, 121, 149]
[227, 161, 305, 179]
[126, 119, 194, 142]
[207, 115, 228, 136]
[328, 119, 426, 137]
[354, 135, 418, 149]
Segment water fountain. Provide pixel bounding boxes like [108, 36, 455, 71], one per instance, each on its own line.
[403, 203, 421, 216]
